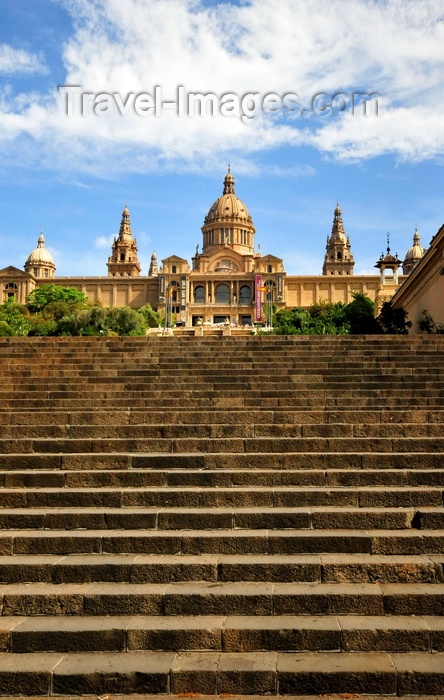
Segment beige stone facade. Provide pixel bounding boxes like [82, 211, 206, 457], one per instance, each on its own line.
[391, 223, 444, 332]
[2, 169, 426, 325]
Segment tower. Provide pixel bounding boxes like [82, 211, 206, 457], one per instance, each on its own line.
[148, 251, 159, 277]
[107, 206, 141, 277]
[24, 231, 56, 279]
[322, 205, 355, 276]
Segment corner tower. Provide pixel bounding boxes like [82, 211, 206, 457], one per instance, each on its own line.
[107, 206, 141, 277]
[201, 168, 256, 257]
[322, 205, 354, 276]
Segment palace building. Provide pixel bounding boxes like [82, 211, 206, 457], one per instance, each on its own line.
[0, 169, 428, 326]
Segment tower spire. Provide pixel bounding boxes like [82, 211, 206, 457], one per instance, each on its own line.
[322, 203, 355, 276]
[107, 205, 141, 277]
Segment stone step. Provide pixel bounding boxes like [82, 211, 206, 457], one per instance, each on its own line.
[0, 649, 444, 695]
[0, 506, 441, 531]
[2, 436, 444, 454]
[2, 408, 444, 426]
[2, 422, 444, 439]
[3, 398, 444, 411]
[0, 529, 443, 556]
[2, 614, 444, 653]
[1, 451, 443, 472]
[3, 467, 444, 488]
[4, 398, 444, 410]
[0, 485, 442, 508]
[1, 581, 444, 617]
[0, 553, 440, 584]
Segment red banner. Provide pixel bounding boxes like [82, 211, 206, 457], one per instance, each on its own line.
[255, 275, 262, 322]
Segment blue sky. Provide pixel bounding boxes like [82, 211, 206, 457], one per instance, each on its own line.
[0, 0, 443, 278]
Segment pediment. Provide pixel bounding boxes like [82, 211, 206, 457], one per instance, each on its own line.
[162, 255, 188, 264]
[0, 266, 29, 278]
[261, 254, 283, 263]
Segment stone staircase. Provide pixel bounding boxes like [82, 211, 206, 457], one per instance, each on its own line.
[0, 334, 443, 697]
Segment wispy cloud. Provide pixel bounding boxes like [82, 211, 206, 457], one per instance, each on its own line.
[95, 234, 114, 249]
[0, 0, 443, 174]
[0, 44, 48, 75]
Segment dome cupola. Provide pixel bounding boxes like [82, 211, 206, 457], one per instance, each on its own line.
[24, 231, 56, 278]
[201, 168, 255, 256]
[403, 228, 426, 275]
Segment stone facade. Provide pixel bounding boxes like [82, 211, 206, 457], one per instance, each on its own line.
[2, 169, 427, 325]
[391, 223, 444, 332]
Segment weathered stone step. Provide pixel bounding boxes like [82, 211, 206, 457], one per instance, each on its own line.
[0, 486, 442, 509]
[3, 422, 444, 439]
[2, 581, 444, 617]
[3, 614, 444, 653]
[0, 451, 442, 472]
[4, 396, 444, 410]
[0, 529, 443, 556]
[0, 506, 439, 531]
[2, 436, 444, 454]
[3, 382, 444, 395]
[0, 649, 443, 696]
[0, 553, 440, 584]
[0, 696, 435, 700]
[4, 397, 444, 412]
[2, 408, 444, 426]
[3, 468, 444, 488]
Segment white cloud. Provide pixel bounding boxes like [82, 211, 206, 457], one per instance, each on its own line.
[0, 44, 47, 75]
[95, 234, 114, 248]
[0, 0, 443, 173]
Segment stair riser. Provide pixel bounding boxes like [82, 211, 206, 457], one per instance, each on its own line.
[0, 532, 443, 556]
[0, 560, 437, 584]
[6, 625, 443, 654]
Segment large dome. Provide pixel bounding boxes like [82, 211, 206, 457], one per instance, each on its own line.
[26, 233, 55, 265]
[204, 170, 253, 226]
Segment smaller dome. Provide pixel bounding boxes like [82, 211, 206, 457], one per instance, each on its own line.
[26, 232, 55, 265]
[404, 229, 425, 262]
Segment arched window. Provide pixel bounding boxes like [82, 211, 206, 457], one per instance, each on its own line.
[337, 252, 342, 260]
[4, 282, 18, 300]
[215, 284, 230, 304]
[120, 253, 125, 261]
[239, 285, 252, 305]
[172, 265, 177, 273]
[194, 286, 205, 303]
[267, 265, 273, 273]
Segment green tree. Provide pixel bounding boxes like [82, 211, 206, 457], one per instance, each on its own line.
[274, 301, 349, 335]
[344, 293, 380, 334]
[138, 303, 162, 328]
[26, 285, 89, 313]
[377, 301, 412, 334]
[103, 307, 147, 336]
[0, 300, 31, 336]
[419, 310, 444, 334]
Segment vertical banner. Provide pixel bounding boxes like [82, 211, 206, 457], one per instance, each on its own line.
[159, 275, 165, 301]
[180, 276, 187, 323]
[255, 275, 262, 322]
[277, 274, 283, 301]
[180, 276, 187, 307]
